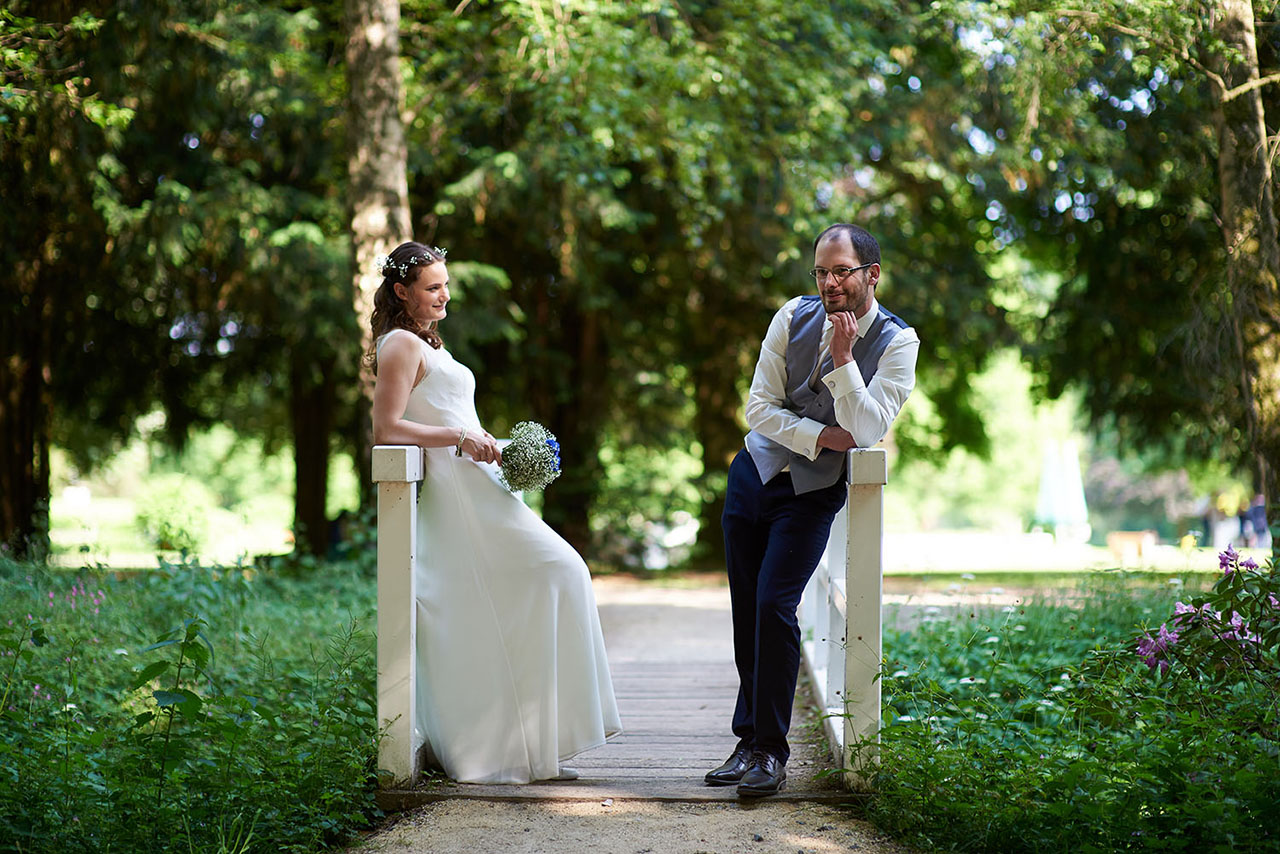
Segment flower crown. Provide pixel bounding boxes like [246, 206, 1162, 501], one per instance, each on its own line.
[374, 247, 448, 280]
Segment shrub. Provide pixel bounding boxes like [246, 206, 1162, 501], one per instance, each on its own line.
[856, 561, 1280, 852]
[134, 473, 220, 553]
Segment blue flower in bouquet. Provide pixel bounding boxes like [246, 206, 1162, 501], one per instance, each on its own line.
[499, 422, 562, 492]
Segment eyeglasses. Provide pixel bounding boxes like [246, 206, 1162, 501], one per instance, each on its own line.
[809, 262, 874, 284]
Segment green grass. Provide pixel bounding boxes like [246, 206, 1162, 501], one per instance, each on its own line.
[49, 492, 296, 569]
[858, 561, 1280, 852]
[46, 428, 363, 569]
[9, 532, 1277, 854]
[0, 552, 380, 853]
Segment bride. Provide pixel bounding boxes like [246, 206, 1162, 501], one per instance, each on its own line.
[369, 241, 621, 784]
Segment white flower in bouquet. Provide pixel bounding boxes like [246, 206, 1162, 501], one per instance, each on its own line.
[499, 421, 562, 492]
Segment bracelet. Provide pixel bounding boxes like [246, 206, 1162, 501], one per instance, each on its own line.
[455, 427, 468, 457]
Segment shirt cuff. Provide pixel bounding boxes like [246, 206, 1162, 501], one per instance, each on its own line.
[821, 362, 865, 399]
[793, 417, 826, 460]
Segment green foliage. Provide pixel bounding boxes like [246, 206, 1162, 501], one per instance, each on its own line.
[592, 438, 704, 569]
[400, 0, 1015, 548]
[890, 351, 1081, 531]
[11, 0, 1276, 564]
[1133, 547, 1279, 694]
[0, 557, 380, 852]
[146, 417, 288, 511]
[2, 0, 356, 558]
[929, 0, 1274, 472]
[49, 420, 304, 565]
[858, 561, 1280, 851]
[133, 473, 219, 553]
[4, 0, 350, 459]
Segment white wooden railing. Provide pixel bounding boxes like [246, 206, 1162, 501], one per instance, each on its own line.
[371, 445, 425, 787]
[799, 447, 886, 788]
[372, 443, 886, 790]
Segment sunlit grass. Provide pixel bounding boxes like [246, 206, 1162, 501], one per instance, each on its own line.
[49, 492, 294, 568]
[46, 424, 362, 568]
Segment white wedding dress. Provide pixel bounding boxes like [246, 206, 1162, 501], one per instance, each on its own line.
[377, 329, 621, 784]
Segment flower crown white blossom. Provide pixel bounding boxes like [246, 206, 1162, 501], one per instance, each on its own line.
[373, 247, 447, 280]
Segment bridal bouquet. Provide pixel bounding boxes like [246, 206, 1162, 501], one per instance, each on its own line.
[499, 421, 562, 492]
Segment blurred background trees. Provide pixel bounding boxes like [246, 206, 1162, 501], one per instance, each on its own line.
[4, 0, 1277, 565]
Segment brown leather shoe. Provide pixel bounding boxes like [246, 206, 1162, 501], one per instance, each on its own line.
[704, 745, 753, 786]
[737, 751, 786, 797]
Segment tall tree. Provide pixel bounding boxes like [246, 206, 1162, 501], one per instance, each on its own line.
[931, 0, 1279, 558]
[3, 1, 357, 560]
[396, 0, 1007, 555]
[1209, 0, 1280, 557]
[1, 4, 131, 559]
[344, 0, 411, 512]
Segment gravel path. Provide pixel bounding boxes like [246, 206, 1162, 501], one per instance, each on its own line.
[351, 798, 914, 854]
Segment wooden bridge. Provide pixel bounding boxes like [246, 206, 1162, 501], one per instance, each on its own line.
[372, 446, 886, 808]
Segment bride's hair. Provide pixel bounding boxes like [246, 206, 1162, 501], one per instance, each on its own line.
[367, 241, 448, 371]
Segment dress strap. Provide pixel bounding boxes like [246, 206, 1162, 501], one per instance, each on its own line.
[376, 327, 418, 357]
[377, 328, 438, 384]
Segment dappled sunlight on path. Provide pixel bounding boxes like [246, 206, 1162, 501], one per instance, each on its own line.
[353, 798, 916, 854]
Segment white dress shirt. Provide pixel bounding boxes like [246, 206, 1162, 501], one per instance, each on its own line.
[744, 296, 920, 460]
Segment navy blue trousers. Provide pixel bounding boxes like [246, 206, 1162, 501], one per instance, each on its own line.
[722, 448, 847, 763]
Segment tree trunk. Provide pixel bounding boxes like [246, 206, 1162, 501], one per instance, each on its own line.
[0, 286, 50, 561]
[345, 0, 411, 503]
[351, 394, 375, 511]
[541, 302, 607, 555]
[535, 192, 608, 555]
[1210, 0, 1280, 562]
[689, 275, 750, 566]
[291, 357, 337, 558]
[542, 417, 601, 555]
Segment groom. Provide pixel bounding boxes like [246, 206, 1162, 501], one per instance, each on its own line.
[707, 223, 919, 797]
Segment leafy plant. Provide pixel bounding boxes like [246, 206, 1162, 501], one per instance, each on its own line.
[853, 561, 1280, 852]
[134, 474, 219, 553]
[0, 557, 381, 852]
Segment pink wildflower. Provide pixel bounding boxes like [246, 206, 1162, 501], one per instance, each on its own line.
[1216, 612, 1260, 646]
[1171, 601, 1216, 629]
[1137, 623, 1180, 673]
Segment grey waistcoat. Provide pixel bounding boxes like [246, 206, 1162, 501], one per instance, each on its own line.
[745, 296, 908, 494]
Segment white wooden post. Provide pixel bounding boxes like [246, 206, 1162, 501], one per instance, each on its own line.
[371, 444, 424, 787]
[842, 448, 886, 787]
[798, 447, 886, 790]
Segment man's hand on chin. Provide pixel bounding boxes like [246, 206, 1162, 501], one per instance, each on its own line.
[817, 425, 856, 452]
[830, 310, 858, 367]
